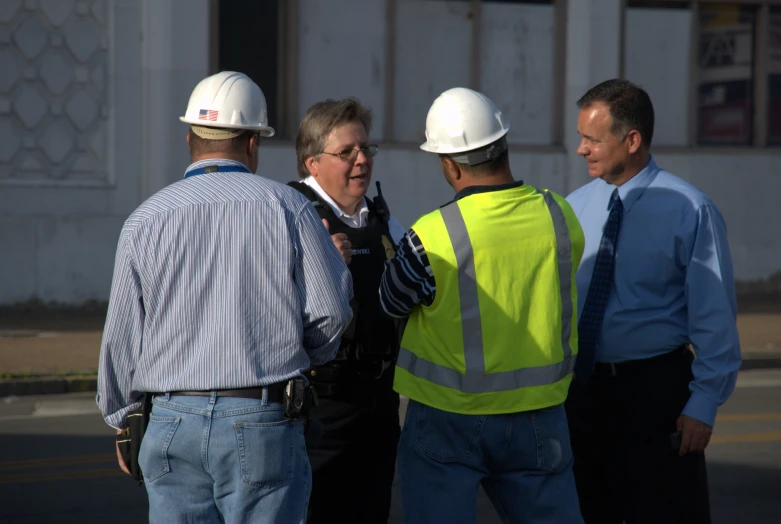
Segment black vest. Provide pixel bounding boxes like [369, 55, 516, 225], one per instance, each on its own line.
[289, 181, 400, 362]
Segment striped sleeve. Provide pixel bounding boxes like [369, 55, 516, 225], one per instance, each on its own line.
[379, 229, 436, 318]
[294, 201, 354, 366]
[97, 232, 146, 429]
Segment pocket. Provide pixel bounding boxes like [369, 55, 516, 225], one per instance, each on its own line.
[530, 403, 572, 473]
[235, 419, 297, 488]
[137, 415, 180, 482]
[413, 402, 486, 463]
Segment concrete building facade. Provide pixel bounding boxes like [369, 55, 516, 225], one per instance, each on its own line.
[1, 0, 779, 304]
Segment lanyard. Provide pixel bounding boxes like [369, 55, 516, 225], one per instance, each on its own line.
[184, 164, 251, 178]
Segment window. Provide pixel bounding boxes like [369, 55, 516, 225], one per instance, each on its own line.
[697, 5, 756, 146]
[627, 1, 780, 148]
[217, 0, 282, 136]
[768, 7, 781, 145]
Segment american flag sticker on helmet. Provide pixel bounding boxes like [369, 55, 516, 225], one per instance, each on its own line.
[198, 109, 218, 121]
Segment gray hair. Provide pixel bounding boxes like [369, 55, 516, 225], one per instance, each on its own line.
[295, 98, 373, 179]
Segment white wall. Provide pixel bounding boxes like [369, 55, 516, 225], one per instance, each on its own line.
[625, 7, 691, 146]
[392, 0, 472, 144]
[298, 0, 388, 140]
[0, 0, 209, 304]
[0, 0, 778, 305]
[480, 2, 555, 145]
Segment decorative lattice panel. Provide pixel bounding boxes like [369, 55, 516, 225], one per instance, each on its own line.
[0, 0, 108, 183]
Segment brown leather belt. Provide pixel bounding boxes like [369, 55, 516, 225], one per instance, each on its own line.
[165, 383, 286, 404]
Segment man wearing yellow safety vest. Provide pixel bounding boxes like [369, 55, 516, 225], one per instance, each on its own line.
[379, 88, 586, 524]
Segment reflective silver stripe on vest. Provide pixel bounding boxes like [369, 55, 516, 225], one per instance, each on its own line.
[398, 191, 575, 393]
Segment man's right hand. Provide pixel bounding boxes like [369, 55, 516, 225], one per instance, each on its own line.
[322, 219, 352, 264]
[116, 429, 131, 475]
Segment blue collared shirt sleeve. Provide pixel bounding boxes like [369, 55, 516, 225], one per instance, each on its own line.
[380, 229, 436, 318]
[97, 232, 146, 429]
[681, 203, 741, 427]
[294, 202, 354, 366]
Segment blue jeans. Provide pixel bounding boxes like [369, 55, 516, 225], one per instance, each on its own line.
[398, 400, 583, 524]
[139, 391, 310, 524]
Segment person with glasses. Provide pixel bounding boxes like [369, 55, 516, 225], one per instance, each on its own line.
[288, 97, 406, 523]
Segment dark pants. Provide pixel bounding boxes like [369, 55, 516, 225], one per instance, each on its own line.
[565, 347, 711, 524]
[306, 368, 401, 524]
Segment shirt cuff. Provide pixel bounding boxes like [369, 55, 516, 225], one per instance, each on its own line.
[681, 391, 718, 427]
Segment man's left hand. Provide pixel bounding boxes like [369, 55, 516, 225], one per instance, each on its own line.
[676, 414, 712, 456]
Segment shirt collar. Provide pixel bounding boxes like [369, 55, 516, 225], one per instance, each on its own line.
[302, 176, 369, 221]
[183, 158, 252, 178]
[452, 180, 525, 202]
[608, 156, 659, 213]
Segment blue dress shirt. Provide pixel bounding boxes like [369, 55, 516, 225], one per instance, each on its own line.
[566, 157, 741, 427]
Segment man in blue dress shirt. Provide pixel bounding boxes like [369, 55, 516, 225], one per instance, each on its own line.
[565, 79, 741, 523]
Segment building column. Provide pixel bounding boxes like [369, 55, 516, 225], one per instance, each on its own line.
[563, 0, 623, 195]
[140, 0, 210, 199]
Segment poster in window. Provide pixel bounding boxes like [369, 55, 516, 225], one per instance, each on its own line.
[697, 6, 754, 146]
[768, 10, 781, 145]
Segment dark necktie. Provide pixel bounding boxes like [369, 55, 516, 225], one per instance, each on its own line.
[575, 188, 623, 383]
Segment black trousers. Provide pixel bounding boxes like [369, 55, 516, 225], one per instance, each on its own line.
[565, 348, 711, 524]
[306, 369, 400, 524]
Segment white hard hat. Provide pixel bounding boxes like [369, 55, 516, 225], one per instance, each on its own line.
[420, 87, 509, 154]
[180, 71, 275, 138]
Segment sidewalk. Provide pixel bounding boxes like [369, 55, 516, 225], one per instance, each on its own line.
[1, 309, 780, 396]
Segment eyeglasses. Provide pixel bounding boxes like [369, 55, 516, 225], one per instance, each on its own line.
[320, 144, 379, 163]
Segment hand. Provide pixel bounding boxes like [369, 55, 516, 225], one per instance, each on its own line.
[676, 414, 712, 456]
[116, 429, 131, 475]
[322, 219, 352, 265]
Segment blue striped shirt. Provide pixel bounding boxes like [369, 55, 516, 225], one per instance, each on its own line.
[379, 229, 435, 318]
[97, 159, 353, 429]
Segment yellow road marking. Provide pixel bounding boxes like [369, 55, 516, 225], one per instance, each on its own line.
[711, 430, 781, 444]
[717, 413, 781, 423]
[0, 467, 126, 485]
[0, 453, 115, 471]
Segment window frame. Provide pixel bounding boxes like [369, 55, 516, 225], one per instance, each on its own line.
[629, 0, 780, 149]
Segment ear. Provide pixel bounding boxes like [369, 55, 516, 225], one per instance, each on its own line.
[626, 129, 643, 155]
[304, 155, 319, 177]
[440, 157, 462, 182]
[186, 131, 191, 148]
[247, 132, 260, 155]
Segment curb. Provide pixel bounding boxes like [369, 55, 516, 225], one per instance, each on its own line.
[0, 376, 97, 397]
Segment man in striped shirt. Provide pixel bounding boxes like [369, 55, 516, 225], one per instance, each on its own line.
[97, 71, 353, 524]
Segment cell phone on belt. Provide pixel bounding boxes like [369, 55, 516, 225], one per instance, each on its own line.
[670, 431, 682, 452]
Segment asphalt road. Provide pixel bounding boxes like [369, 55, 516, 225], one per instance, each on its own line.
[1, 370, 780, 523]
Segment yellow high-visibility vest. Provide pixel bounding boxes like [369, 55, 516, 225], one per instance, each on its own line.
[394, 183, 585, 415]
